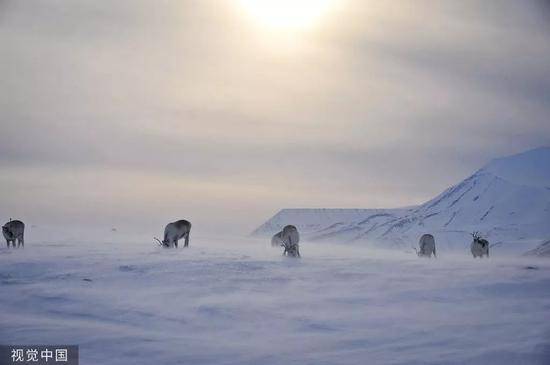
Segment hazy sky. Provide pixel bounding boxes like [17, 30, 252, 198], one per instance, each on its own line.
[1, 0, 550, 236]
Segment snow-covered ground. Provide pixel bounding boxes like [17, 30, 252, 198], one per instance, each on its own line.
[1, 237, 550, 365]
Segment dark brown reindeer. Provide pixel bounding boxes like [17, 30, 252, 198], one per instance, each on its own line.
[471, 231, 489, 258]
[2, 219, 25, 248]
[281, 225, 300, 257]
[414, 234, 436, 258]
[154, 220, 191, 248]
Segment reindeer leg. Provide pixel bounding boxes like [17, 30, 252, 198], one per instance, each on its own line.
[184, 233, 189, 247]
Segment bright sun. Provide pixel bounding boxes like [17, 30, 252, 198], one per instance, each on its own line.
[238, 0, 336, 30]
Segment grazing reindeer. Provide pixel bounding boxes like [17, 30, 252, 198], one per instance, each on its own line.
[2, 219, 25, 248]
[271, 231, 284, 247]
[155, 220, 191, 248]
[471, 231, 489, 258]
[281, 225, 300, 257]
[415, 234, 436, 258]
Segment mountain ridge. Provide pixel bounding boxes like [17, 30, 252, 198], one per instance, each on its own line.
[253, 147, 550, 254]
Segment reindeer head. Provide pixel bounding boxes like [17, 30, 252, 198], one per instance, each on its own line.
[154, 237, 169, 247]
[2, 226, 13, 239]
[471, 231, 482, 242]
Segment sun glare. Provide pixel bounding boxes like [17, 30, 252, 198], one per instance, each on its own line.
[238, 0, 336, 30]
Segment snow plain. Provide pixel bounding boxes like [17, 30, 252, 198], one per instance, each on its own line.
[1, 237, 550, 365]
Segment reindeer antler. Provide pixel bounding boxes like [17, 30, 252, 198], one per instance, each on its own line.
[154, 237, 164, 247]
[471, 231, 482, 240]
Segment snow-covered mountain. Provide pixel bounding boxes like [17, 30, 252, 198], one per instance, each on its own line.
[524, 239, 550, 257]
[253, 147, 550, 254]
[251, 208, 411, 237]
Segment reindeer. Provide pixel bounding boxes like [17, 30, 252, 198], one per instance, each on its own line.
[155, 220, 191, 248]
[471, 231, 489, 258]
[2, 219, 25, 248]
[415, 233, 436, 258]
[281, 225, 300, 257]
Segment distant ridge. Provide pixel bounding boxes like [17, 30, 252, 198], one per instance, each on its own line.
[524, 239, 550, 257]
[251, 208, 411, 237]
[253, 147, 550, 254]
